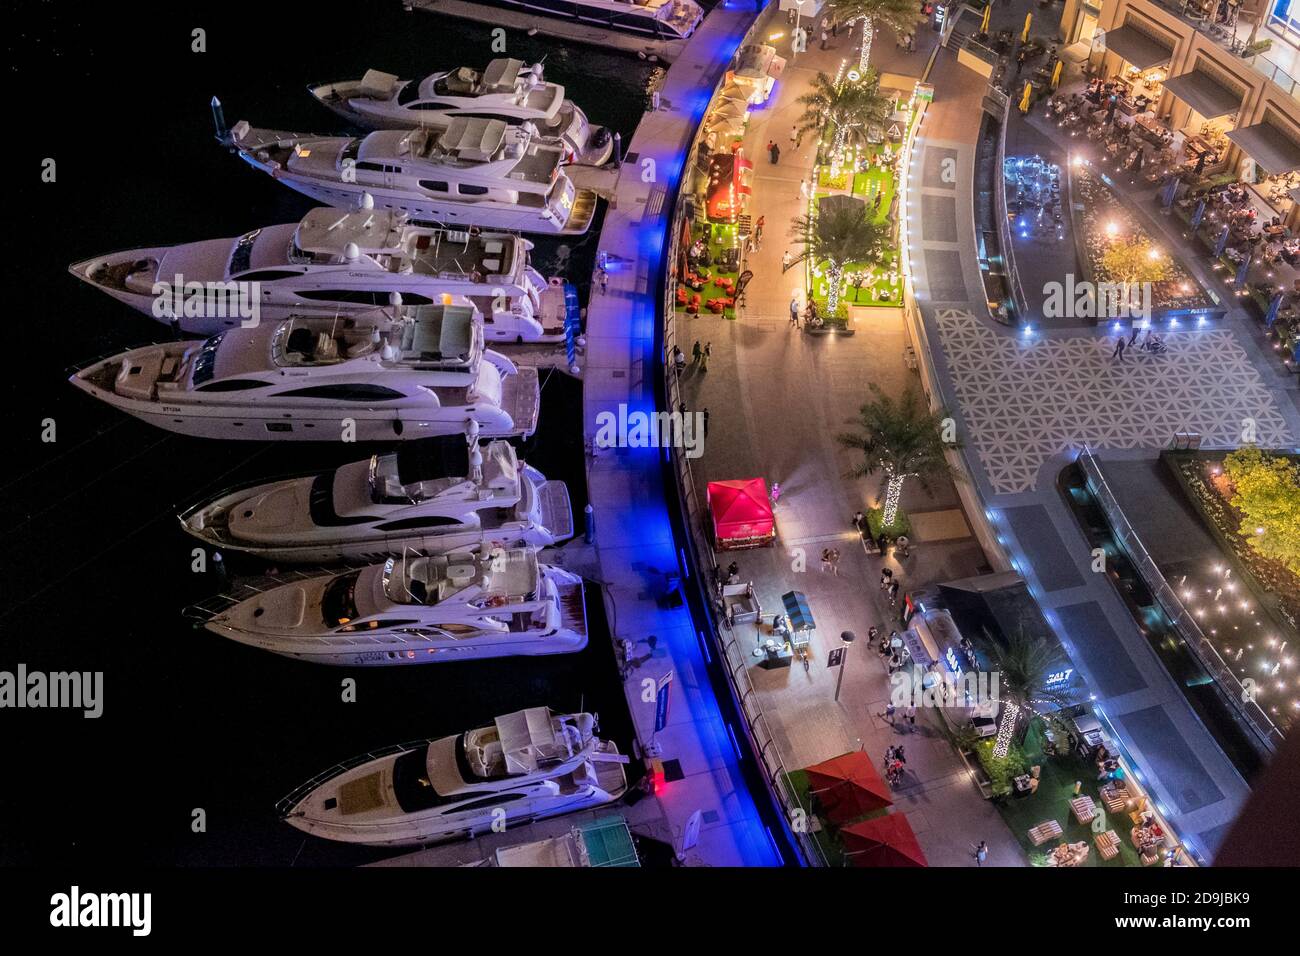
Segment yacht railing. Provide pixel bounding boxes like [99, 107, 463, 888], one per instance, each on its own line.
[1076, 444, 1284, 753]
[274, 739, 437, 818]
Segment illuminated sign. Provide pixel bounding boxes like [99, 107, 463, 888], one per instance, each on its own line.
[1045, 668, 1074, 688]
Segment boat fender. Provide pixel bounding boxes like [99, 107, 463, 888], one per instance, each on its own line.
[392, 418, 404, 436]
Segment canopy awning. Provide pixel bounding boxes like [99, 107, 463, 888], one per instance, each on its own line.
[707, 478, 774, 549]
[1227, 121, 1300, 174]
[1164, 69, 1242, 119]
[782, 591, 814, 631]
[1101, 25, 1173, 71]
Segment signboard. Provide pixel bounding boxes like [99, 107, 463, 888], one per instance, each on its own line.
[1044, 667, 1075, 689]
[827, 647, 845, 668]
[654, 671, 674, 732]
[680, 809, 702, 855]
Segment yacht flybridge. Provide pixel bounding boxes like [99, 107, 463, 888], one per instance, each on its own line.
[180, 437, 573, 563]
[278, 708, 628, 845]
[227, 117, 598, 235]
[68, 302, 540, 442]
[68, 206, 574, 342]
[310, 58, 613, 166]
[196, 546, 587, 665]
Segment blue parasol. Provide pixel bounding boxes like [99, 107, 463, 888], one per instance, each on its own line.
[781, 591, 815, 631]
[1189, 199, 1206, 231]
[1161, 175, 1178, 208]
[1213, 224, 1230, 257]
[1236, 255, 1251, 288]
[1266, 292, 1284, 328]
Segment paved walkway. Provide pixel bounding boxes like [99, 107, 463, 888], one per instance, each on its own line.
[577, 2, 784, 867]
[906, 16, 1300, 860]
[677, 22, 1025, 867]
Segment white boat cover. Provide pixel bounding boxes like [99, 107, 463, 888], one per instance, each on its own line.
[439, 117, 508, 159]
[482, 58, 525, 92]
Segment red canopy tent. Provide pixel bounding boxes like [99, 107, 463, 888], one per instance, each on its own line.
[804, 751, 892, 823]
[841, 814, 929, 868]
[707, 478, 775, 550]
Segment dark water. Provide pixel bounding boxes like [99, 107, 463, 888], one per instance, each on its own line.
[2, 1, 654, 865]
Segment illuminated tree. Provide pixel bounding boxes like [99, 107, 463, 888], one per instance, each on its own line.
[795, 69, 892, 171]
[1223, 446, 1300, 574]
[981, 625, 1070, 759]
[789, 201, 887, 315]
[837, 384, 958, 527]
[833, 0, 924, 72]
[1098, 238, 1174, 286]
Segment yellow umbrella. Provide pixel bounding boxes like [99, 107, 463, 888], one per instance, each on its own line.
[1050, 60, 1063, 90]
[980, 3, 990, 34]
[1019, 82, 1032, 115]
[1021, 14, 1032, 43]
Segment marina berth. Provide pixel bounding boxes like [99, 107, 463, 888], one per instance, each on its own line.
[464, 0, 704, 40]
[227, 118, 599, 235]
[69, 207, 573, 342]
[194, 546, 588, 665]
[310, 58, 613, 166]
[278, 708, 628, 845]
[179, 436, 574, 563]
[67, 301, 540, 441]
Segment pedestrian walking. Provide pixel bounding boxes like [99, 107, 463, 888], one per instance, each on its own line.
[789, 295, 800, 327]
[831, 19, 838, 37]
[702, 407, 710, 437]
[768, 140, 781, 164]
[770, 481, 782, 507]
[1128, 324, 1140, 346]
[889, 579, 900, 607]
[598, 267, 609, 294]
[905, 704, 917, 728]
[691, 339, 702, 364]
[754, 215, 765, 248]
[789, 124, 799, 146]
[782, 249, 792, 274]
[880, 702, 897, 725]
[879, 568, 893, 591]
[1015, 49, 1025, 76]
[1111, 336, 1126, 362]
[820, 548, 833, 573]
[701, 341, 712, 371]
[974, 841, 989, 866]
[672, 345, 686, 374]
[853, 510, 866, 533]
[799, 178, 810, 199]
[829, 548, 841, 576]
[877, 532, 888, 553]
[820, 28, 828, 50]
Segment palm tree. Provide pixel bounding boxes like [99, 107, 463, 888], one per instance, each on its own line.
[795, 69, 893, 174]
[789, 203, 888, 315]
[837, 384, 958, 527]
[832, 0, 925, 71]
[980, 625, 1071, 758]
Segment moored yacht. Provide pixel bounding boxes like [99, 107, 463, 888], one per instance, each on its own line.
[68, 302, 540, 441]
[226, 117, 598, 235]
[310, 58, 613, 166]
[69, 206, 574, 342]
[180, 437, 573, 563]
[278, 708, 629, 845]
[196, 546, 588, 665]
[478, 0, 703, 39]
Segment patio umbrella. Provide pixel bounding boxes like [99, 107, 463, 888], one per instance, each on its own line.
[1214, 224, 1230, 257]
[818, 193, 867, 219]
[781, 590, 814, 630]
[1190, 198, 1206, 231]
[1266, 291, 1284, 328]
[1161, 174, 1178, 208]
[841, 813, 929, 867]
[804, 751, 892, 823]
[1018, 82, 1032, 115]
[1050, 60, 1063, 90]
[1021, 14, 1032, 43]
[980, 3, 991, 34]
[1236, 254, 1251, 288]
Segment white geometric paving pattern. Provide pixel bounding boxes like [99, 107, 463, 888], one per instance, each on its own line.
[935, 309, 1292, 494]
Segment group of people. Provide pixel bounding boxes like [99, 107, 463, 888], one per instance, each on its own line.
[882, 744, 908, 786]
[671, 340, 712, 374]
[880, 567, 901, 607]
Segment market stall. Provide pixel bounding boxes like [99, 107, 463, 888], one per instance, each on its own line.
[706, 478, 774, 550]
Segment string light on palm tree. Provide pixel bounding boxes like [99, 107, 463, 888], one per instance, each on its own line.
[831, 0, 924, 73]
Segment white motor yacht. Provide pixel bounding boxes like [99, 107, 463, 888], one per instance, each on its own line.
[310, 58, 614, 166]
[227, 117, 598, 235]
[68, 302, 540, 441]
[180, 437, 573, 563]
[68, 206, 574, 342]
[278, 708, 629, 846]
[195, 546, 588, 665]
[475, 0, 703, 39]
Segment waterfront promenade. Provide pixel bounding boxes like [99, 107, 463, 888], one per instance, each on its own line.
[676, 21, 1025, 866]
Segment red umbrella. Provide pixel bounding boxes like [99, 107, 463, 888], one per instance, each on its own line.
[707, 478, 775, 550]
[841, 813, 928, 868]
[804, 751, 892, 824]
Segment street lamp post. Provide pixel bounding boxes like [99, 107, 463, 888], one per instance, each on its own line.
[834, 630, 857, 702]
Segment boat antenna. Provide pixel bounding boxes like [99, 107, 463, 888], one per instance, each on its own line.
[211, 96, 230, 144]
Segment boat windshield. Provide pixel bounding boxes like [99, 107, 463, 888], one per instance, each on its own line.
[391, 744, 451, 812]
[322, 571, 362, 628]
